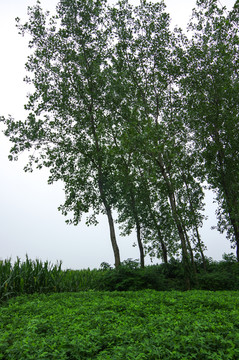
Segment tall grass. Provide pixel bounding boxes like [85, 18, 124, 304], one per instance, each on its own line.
[1, 255, 239, 302]
[0, 255, 100, 302]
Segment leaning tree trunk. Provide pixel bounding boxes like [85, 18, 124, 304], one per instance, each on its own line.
[138, 171, 168, 264]
[89, 104, 121, 268]
[104, 202, 121, 268]
[129, 190, 145, 268]
[150, 210, 168, 263]
[213, 126, 239, 262]
[98, 171, 121, 268]
[135, 218, 145, 268]
[156, 154, 192, 289]
[183, 225, 198, 281]
[183, 175, 207, 270]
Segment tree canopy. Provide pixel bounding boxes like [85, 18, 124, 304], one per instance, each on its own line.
[1, 0, 238, 287]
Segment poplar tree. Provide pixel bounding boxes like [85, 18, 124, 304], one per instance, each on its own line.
[2, 0, 121, 267]
[181, 0, 239, 260]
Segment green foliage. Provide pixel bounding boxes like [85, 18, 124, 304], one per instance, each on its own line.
[181, 0, 239, 254]
[1, 257, 239, 302]
[1, 0, 211, 275]
[1, 290, 239, 359]
[0, 256, 100, 302]
[96, 258, 239, 292]
[196, 257, 239, 291]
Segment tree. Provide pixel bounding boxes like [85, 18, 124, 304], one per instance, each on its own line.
[1, 0, 215, 279]
[181, 0, 239, 260]
[108, 0, 206, 287]
[2, 0, 121, 267]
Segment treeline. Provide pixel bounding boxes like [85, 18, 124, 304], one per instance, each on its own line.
[1, 255, 239, 302]
[1, 0, 239, 288]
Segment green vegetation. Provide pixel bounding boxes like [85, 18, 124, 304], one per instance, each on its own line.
[1, 290, 239, 359]
[0, 257, 99, 302]
[1, 257, 239, 358]
[1, 0, 239, 285]
[1, 256, 239, 302]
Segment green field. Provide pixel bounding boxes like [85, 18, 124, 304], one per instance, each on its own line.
[1, 290, 239, 359]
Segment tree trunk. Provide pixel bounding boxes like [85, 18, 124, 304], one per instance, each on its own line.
[104, 203, 121, 268]
[229, 218, 239, 262]
[135, 220, 145, 268]
[150, 210, 168, 263]
[129, 190, 145, 268]
[213, 126, 239, 261]
[195, 226, 207, 270]
[98, 171, 121, 268]
[183, 226, 197, 278]
[156, 153, 191, 289]
[88, 105, 121, 268]
[183, 176, 207, 270]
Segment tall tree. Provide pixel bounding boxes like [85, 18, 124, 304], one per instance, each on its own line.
[2, 0, 121, 267]
[1, 0, 215, 277]
[181, 0, 239, 260]
[109, 0, 201, 287]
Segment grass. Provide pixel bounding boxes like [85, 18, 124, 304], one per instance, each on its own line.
[1, 256, 239, 303]
[1, 257, 239, 359]
[1, 290, 239, 359]
[0, 257, 100, 301]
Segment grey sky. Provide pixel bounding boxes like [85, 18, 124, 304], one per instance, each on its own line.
[0, 0, 236, 269]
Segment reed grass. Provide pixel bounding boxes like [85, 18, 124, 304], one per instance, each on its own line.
[0, 255, 100, 302]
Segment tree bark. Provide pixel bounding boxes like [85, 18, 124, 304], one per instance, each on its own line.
[129, 190, 145, 268]
[97, 167, 121, 268]
[183, 175, 207, 270]
[104, 202, 121, 268]
[213, 126, 239, 262]
[156, 153, 191, 289]
[135, 219, 145, 268]
[195, 226, 207, 270]
[88, 105, 121, 268]
[183, 225, 197, 277]
[149, 209, 168, 263]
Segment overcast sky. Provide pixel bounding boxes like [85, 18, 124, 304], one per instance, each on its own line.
[0, 0, 236, 269]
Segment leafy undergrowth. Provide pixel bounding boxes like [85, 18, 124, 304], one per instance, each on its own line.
[1, 256, 239, 303]
[1, 290, 239, 359]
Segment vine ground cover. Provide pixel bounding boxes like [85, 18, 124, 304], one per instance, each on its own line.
[0, 290, 239, 359]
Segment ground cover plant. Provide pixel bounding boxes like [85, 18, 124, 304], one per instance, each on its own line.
[1, 290, 239, 359]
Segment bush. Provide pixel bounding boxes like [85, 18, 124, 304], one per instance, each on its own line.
[196, 255, 239, 290]
[1, 256, 239, 302]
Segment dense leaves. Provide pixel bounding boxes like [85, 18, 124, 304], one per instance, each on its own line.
[180, 0, 239, 258]
[1, 0, 238, 276]
[1, 290, 239, 359]
[1, 256, 239, 303]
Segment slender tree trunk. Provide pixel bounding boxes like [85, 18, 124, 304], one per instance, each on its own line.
[161, 240, 168, 264]
[135, 220, 145, 268]
[98, 170, 121, 268]
[129, 190, 145, 268]
[156, 153, 191, 289]
[139, 172, 168, 264]
[195, 226, 207, 270]
[183, 176, 207, 270]
[213, 126, 239, 261]
[218, 159, 239, 261]
[88, 104, 121, 267]
[111, 134, 145, 267]
[149, 210, 168, 263]
[230, 218, 239, 262]
[104, 203, 121, 268]
[183, 226, 197, 277]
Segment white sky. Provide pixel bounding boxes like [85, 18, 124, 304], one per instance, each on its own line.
[0, 0, 236, 269]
